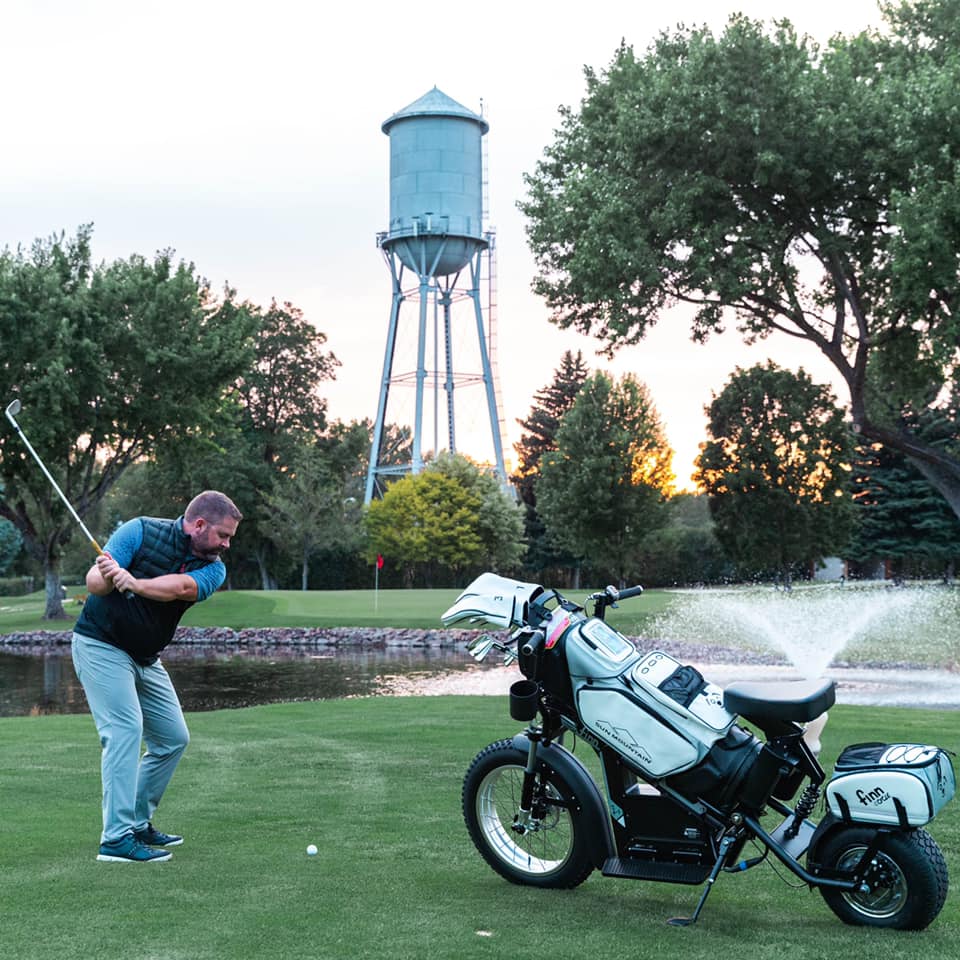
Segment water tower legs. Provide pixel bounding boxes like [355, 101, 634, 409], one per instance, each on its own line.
[364, 243, 508, 503]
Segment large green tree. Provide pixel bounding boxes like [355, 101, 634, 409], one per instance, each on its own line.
[0, 226, 257, 616]
[363, 470, 482, 587]
[260, 421, 368, 590]
[363, 454, 523, 586]
[694, 363, 854, 584]
[521, 1, 960, 520]
[429, 452, 525, 572]
[0, 517, 22, 575]
[536, 372, 673, 586]
[143, 299, 340, 589]
[512, 351, 589, 577]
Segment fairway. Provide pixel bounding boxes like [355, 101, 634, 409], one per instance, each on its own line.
[1, 697, 958, 960]
[3, 583, 957, 668]
[0, 585, 674, 634]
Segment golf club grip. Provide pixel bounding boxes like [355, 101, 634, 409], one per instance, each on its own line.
[93, 542, 134, 600]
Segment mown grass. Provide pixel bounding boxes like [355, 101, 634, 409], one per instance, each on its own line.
[0, 586, 675, 634]
[1, 698, 957, 960]
[4, 582, 958, 668]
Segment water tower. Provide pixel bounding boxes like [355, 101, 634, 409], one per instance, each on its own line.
[363, 87, 508, 503]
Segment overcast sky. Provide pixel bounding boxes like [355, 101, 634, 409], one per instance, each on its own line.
[2, 0, 887, 487]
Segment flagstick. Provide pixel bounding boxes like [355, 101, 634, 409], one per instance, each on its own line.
[374, 560, 379, 612]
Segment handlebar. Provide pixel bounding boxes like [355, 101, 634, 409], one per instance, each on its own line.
[519, 629, 546, 657]
[587, 583, 644, 620]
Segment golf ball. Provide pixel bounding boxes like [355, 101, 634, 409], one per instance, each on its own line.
[306, 844, 318, 856]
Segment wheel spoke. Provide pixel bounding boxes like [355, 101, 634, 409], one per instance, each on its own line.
[475, 763, 574, 876]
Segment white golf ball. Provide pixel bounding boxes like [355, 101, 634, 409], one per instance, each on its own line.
[306, 844, 318, 856]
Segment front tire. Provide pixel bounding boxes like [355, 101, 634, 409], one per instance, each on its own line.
[817, 827, 949, 930]
[462, 739, 594, 889]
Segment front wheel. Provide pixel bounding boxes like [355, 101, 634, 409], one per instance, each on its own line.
[462, 739, 595, 889]
[817, 827, 949, 930]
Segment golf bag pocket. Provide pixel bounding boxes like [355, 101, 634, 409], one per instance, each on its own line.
[630, 652, 735, 733]
[577, 686, 701, 777]
[825, 743, 956, 827]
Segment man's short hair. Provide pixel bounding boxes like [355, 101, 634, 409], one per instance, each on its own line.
[185, 491, 243, 525]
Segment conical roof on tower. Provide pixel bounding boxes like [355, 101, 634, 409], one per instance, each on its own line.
[381, 86, 489, 135]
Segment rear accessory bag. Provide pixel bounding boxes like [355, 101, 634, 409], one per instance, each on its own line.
[825, 743, 956, 827]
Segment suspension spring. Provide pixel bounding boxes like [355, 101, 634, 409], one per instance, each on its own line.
[785, 783, 821, 839]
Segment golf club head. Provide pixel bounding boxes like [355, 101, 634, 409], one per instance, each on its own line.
[5, 399, 22, 428]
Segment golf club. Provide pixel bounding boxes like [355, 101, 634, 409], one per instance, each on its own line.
[5, 399, 105, 555]
[2, 400, 143, 603]
[5, 401, 137, 600]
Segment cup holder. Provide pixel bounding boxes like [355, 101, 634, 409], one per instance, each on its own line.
[509, 679, 539, 721]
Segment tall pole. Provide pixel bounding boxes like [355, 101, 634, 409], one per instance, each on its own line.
[469, 249, 507, 482]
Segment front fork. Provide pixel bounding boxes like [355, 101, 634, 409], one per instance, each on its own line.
[514, 724, 544, 834]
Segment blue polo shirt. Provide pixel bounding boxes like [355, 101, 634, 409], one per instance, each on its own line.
[105, 518, 225, 600]
[74, 516, 226, 664]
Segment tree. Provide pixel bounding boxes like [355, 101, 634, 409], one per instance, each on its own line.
[632, 494, 731, 587]
[536, 372, 673, 586]
[363, 471, 482, 587]
[260, 421, 368, 589]
[520, 1, 960, 520]
[235, 299, 340, 587]
[850, 390, 960, 580]
[0, 517, 22, 575]
[0, 226, 257, 617]
[234, 299, 339, 466]
[851, 443, 960, 581]
[512, 351, 589, 577]
[694, 363, 854, 584]
[429, 452, 525, 572]
[142, 299, 340, 589]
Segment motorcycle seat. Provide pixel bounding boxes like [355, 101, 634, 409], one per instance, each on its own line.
[723, 678, 836, 726]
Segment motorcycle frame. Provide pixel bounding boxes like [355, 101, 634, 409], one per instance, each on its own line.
[455, 580, 951, 927]
[516, 695, 873, 905]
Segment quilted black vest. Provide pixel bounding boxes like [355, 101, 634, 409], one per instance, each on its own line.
[74, 517, 212, 665]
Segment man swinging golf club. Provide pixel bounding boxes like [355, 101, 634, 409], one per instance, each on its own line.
[72, 490, 242, 863]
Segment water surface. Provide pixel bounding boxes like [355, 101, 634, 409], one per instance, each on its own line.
[0, 647, 487, 718]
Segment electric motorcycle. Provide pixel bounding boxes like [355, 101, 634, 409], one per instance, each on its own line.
[442, 573, 956, 929]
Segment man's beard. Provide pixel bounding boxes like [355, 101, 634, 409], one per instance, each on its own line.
[192, 535, 225, 561]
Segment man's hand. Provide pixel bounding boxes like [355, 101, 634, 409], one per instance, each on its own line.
[109, 565, 138, 595]
[87, 551, 121, 597]
[87, 551, 198, 602]
[95, 552, 122, 585]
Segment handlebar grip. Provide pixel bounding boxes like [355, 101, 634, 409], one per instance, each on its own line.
[520, 629, 546, 657]
[617, 585, 644, 600]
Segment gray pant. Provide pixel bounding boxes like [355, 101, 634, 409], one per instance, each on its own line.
[71, 633, 190, 844]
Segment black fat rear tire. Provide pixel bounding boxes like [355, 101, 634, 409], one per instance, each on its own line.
[817, 827, 949, 930]
[462, 739, 594, 889]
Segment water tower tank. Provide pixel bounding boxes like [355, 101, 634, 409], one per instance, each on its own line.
[381, 87, 488, 277]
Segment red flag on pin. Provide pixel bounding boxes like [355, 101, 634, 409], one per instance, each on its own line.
[376, 554, 384, 569]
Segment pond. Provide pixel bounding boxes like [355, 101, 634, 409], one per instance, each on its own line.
[0, 646, 492, 718]
[3, 582, 957, 717]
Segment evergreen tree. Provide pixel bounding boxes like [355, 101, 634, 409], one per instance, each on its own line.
[537, 372, 673, 586]
[851, 393, 960, 580]
[512, 351, 589, 579]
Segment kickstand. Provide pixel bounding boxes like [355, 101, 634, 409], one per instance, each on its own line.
[668, 833, 737, 928]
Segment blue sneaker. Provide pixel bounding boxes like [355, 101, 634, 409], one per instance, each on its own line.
[134, 823, 183, 847]
[97, 833, 172, 863]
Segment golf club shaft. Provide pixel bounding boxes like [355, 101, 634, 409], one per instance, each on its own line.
[5, 403, 103, 554]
